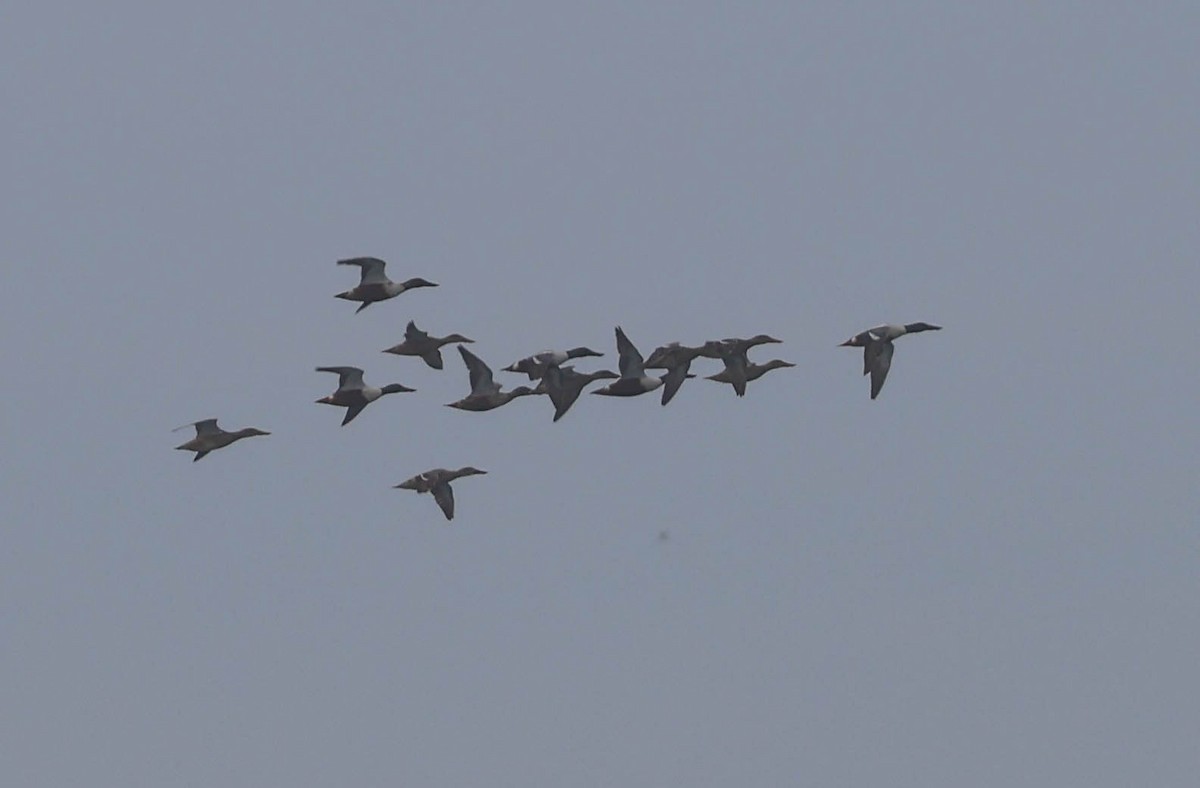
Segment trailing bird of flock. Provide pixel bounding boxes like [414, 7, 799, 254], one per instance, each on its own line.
[175, 257, 942, 520]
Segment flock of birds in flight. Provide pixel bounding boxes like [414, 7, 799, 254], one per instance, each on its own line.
[174, 257, 942, 521]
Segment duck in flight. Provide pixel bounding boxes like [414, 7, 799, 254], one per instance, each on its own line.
[315, 366, 415, 425]
[503, 346, 605, 380]
[446, 346, 540, 411]
[706, 358, 795, 396]
[697, 335, 785, 397]
[643, 342, 707, 405]
[592, 327, 664, 397]
[394, 466, 488, 521]
[173, 418, 269, 461]
[334, 257, 437, 313]
[698, 334, 783, 357]
[383, 320, 473, 369]
[537, 365, 619, 421]
[839, 322, 941, 399]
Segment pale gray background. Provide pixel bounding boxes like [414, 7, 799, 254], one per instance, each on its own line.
[2, 3, 1198, 786]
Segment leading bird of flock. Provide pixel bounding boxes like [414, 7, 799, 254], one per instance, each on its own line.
[315, 366, 416, 425]
[394, 467, 488, 521]
[839, 322, 942, 399]
[173, 418, 269, 461]
[334, 257, 438, 313]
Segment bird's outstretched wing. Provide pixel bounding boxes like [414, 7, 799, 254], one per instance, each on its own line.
[341, 402, 367, 426]
[869, 341, 894, 400]
[432, 483, 455, 521]
[615, 326, 645, 378]
[316, 366, 366, 390]
[337, 257, 389, 285]
[458, 346, 498, 395]
[173, 418, 221, 437]
[660, 361, 693, 405]
[404, 320, 428, 342]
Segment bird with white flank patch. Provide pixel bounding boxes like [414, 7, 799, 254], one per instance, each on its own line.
[334, 257, 437, 313]
[315, 366, 415, 425]
[503, 346, 605, 380]
[839, 322, 942, 399]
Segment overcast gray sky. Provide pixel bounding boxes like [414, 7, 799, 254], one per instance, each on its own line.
[3, 3, 1198, 786]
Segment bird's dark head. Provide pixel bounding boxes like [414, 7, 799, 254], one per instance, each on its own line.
[444, 334, 473, 344]
[458, 467, 488, 477]
[905, 322, 942, 334]
[381, 383, 417, 395]
[510, 385, 538, 396]
[240, 428, 271, 437]
[403, 278, 439, 289]
[589, 369, 620, 381]
[569, 347, 604, 359]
